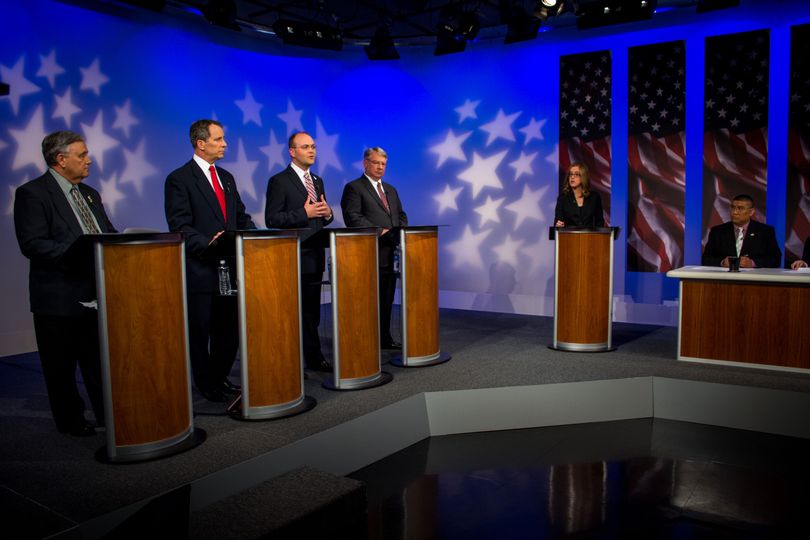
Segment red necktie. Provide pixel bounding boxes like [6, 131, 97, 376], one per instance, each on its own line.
[209, 165, 226, 222]
[376, 181, 390, 213]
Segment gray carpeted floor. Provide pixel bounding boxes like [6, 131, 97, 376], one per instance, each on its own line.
[1, 308, 809, 535]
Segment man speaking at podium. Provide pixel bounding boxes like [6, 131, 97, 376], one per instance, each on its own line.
[14, 131, 117, 436]
[165, 120, 256, 402]
[341, 147, 408, 350]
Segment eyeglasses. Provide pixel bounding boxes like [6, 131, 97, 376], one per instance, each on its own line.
[730, 204, 752, 213]
[568, 172, 582, 177]
[293, 144, 316, 150]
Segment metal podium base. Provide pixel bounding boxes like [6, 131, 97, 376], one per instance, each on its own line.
[322, 370, 394, 391]
[548, 342, 616, 353]
[389, 351, 451, 368]
[96, 427, 207, 464]
[229, 395, 317, 421]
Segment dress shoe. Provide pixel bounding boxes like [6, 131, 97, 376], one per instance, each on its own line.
[306, 360, 333, 373]
[221, 378, 241, 393]
[200, 387, 230, 403]
[58, 420, 96, 437]
[382, 340, 402, 350]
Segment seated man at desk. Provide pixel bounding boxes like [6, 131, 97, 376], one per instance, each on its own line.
[702, 194, 782, 268]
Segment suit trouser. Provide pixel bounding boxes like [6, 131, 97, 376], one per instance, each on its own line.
[33, 310, 105, 431]
[379, 265, 397, 344]
[301, 273, 325, 366]
[187, 293, 239, 392]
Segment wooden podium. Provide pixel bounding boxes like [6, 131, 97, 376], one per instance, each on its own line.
[324, 228, 393, 390]
[92, 232, 204, 463]
[551, 227, 618, 352]
[233, 230, 316, 419]
[390, 226, 451, 367]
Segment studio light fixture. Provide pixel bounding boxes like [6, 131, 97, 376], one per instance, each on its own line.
[435, 6, 481, 56]
[202, 0, 241, 31]
[273, 19, 344, 51]
[576, 0, 656, 30]
[504, 6, 542, 44]
[365, 25, 399, 60]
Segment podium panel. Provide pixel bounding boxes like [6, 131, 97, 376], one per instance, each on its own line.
[326, 228, 393, 390]
[553, 228, 615, 351]
[240, 234, 308, 417]
[392, 227, 450, 367]
[96, 233, 202, 462]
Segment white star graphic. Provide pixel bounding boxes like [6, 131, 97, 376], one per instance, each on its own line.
[0, 57, 41, 115]
[79, 59, 109, 96]
[509, 151, 537, 182]
[504, 183, 549, 229]
[474, 195, 505, 228]
[80, 111, 118, 173]
[446, 225, 491, 270]
[479, 108, 521, 146]
[36, 50, 64, 88]
[249, 197, 266, 229]
[9, 105, 47, 171]
[492, 234, 524, 267]
[52, 87, 81, 127]
[454, 99, 481, 123]
[519, 117, 546, 146]
[259, 129, 288, 173]
[277, 99, 304, 135]
[235, 86, 263, 126]
[520, 239, 548, 273]
[112, 99, 139, 139]
[429, 129, 471, 168]
[219, 138, 259, 202]
[314, 117, 342, 174]
[6, 176, 31, 216]
[120, 139, 158, 197]
[457, 149, 508, 199]
[545, 143, 559, 168]
[98, 173, 125, 218]
[433, 184, 463, 214]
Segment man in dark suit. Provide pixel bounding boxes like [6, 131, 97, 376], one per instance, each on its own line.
[702, 194, 782, 268]
[14, 131, 117, 436]
[165, 119, 256, 402]
[265, 131, 333, 372]
[341, 147, 408, 349]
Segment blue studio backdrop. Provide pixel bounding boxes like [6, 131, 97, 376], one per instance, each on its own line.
[2, 0, 808, 355]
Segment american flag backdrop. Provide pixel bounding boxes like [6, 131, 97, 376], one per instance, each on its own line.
[786, 23, 810, 265]
[702, 30, 770, 240]
[627, 41, 686, 272]
[559, 51, 611, 223]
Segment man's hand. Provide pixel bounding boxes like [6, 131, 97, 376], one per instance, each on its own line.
[304, 195, 332, 219]
[739, 255, 755, 268]
[554, 220, 565, 227]
[791, 259, 808, 270]
[208, 230, 224, 246]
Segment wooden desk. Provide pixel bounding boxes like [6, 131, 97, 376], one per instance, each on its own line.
[667, 266, 810, 373]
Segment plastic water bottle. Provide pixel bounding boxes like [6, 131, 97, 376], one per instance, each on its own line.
[218, 260, 231, 296]
[393, 246, 401, 274]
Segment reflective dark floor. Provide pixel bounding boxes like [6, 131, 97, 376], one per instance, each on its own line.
[350, 419, 810, 540]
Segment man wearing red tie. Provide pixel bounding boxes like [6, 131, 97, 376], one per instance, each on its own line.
[165, 120, 255, 402]
[702, 194, 782, 268]
[341, 147, 408, 349]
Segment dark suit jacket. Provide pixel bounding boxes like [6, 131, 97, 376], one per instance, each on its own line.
[165, 159, 255, 293]
[265, 165, 334, 275]
[554, 191, 605, 227]
[341, 176, 408, 267]
[14, 171, 117, 316]
[701, 219, 782, 268]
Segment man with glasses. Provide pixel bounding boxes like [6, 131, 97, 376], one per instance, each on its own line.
[341, 147, 408, 350]
[702, 194, 782, 268]
[265, 132, 333, 372]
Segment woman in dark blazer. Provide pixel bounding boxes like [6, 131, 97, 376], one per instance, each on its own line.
[554, 162, 605, 227]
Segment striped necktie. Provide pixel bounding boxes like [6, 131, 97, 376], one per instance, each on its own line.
[735, 226, 744, 256]
[69, 187, 100, 234]
[303, 171, 317, 203]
